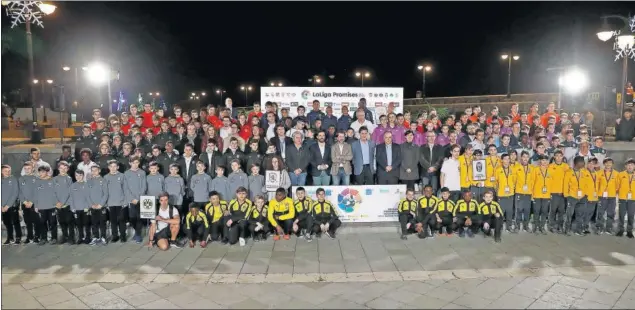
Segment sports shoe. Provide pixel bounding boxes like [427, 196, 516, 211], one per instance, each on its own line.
[306, 234, 313, 243]
[121, 235, 127, 243]
[134, 235, 143, 244]
[325, 231, 335, 239]
[100, 237, 107, 245]
[170, 240, 183, 248]
[89, 238, 99, 246]
[616, 231, 625, 237]
[38, 239, 47, 246]
[111, 236, 120, 243]
[239, 237, 246, 247]
[467, 230, 475, 238]
[459, 230, 466, 238]
[3, 239, 12, 245]
[12, 239, 21, 246]
[283, 234, 290, 240]
[23, 239, 32, 245]
[400, 234, 407, 240]
[49, 239, 58, 245]
[627, 232, 634, 239]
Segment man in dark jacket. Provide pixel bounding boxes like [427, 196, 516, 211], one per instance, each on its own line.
[419, 131, 444, 193]
[616, 108, 635, 142]
[376, 131, 402, 185]
[309, 130, 332, 186]
[285, 131, 310, 186]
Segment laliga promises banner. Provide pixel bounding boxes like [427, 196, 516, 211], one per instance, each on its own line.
[260, 87, 404, 123]
[291, 185, 407, 222]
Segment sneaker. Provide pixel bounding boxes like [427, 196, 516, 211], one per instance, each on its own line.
[134, 235, 143, 244]
[89, 238, 99, 246]
[583, 230, 591, 235]
[38, 239, 47, 246]
[49, 239, 58, 245]
[627, 232, 634, 239]
[239, 237, 246, 247]
[467, 230, 475, 238]
[170, 240, 183, 248]
[400, 234, 407, 240]
[283, 234, 290, 240]
[306, 234, 313, 243]
[325, 231, 334, 239]
[12, 239, 21, 246]
[111, 236, 120, 243]
[200, 241, 207, 248]
[3, 239, 12, 245]
[100, 237, 107, 245]
[604, 230, 613, 235]
[616, 231, 625, 237]
[23, 239, 32, 245]
[83, 238, 92, 244]
[121, 235, 127, 243]
[575, 231, 584, 236]
[459, 230, 466, 238]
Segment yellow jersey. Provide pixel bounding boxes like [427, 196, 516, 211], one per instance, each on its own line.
[587, 170, 600, 202]
[617, 171, 635, 200]
[494, 166, 516, 197]
[485, 156, 501, 188]
[547, 162, 570, 194]
[458, 155, 473, 188]
[478, 201, 504, 217]
[563, 169, 594, 199]
[532, 165, 552, 199]
[204, 201, 228, 223]
[397, 199, 417, 214]
[514, 164, 535, 195]
[185, 212, 209, 230]
[598, 169, 619, 198]
[267, 197, 295, 227]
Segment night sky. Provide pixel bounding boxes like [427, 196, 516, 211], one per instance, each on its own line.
[2, 1, 634, 107]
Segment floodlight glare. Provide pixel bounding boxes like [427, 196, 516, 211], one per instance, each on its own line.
[86, 63, 109, 85]
[559, 69, 589, 94]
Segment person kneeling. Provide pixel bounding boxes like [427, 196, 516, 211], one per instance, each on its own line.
[478, 190, 503, 242]
[398, 188, 418, 240]
[431, 188, 457, 236]
[312, 187, 341, 239]
[453, 190, 480, 238]
[185, 203, 209, 248]
[248, 195, 271, 242]
[268, 188, 295, 241]
[148, 192, 182, 250]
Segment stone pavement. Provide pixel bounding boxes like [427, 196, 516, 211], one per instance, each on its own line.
[2, 232, 635, 309]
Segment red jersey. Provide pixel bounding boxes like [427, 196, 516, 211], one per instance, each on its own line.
[509, 112, 521, 124]
[176, 116, 184, 124]
[89, 121, 98, 131]
[540, 112, 559, 128]
[152, 126, 161, 135]
[207, 115, 221, 128]
[247, 111, 263, 121]
[141, 111, 155, 129]
[121, 123, 131, 135]
[486, 116, 503, 126]
[239, 124, 252, 141]
[469, 113, 479, 123]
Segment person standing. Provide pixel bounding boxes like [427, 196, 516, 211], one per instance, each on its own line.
[18, 163, 38, 244]
[531, 155, 551, 234]
[1, 165, 20, 245]
[124, 157, 147, 244]
[69, 170, 91, 244]
[351, 127, 376, 185]
[285, 132, 309, 186]
[104, 160, 126, 242]
[597, 158, 618, 235]
[495, 153, 516, 232]
[88, 165, 108, 245]
[563, 156, 594, 236]
[420, 132, 444, 193]
[376, 131, 401, 185]
[35, 166, 57, 245]
[513, 151, 534, 233]
[350, 109, 375, 138]
[616, 158, 635, 238]
[53, 162, 74, 244]
[309, 130, 332, 186]
[441, 144, 462, 201]
[399, 131, 420, 190]
[307, 100, 325, 129]
[547, 150, 569, 233]
[330, 131, 353, 186]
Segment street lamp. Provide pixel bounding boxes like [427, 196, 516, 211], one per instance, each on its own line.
[417, 65, 432, 97]
[215, 89, 226, 105]
[355, 71, 371, 87]
[240, 85, 252, 105]
[596, 15, 635, 115]
[201, 92, 206, 96]
[85, 62, 115, 115]
[269, 81, 284, 87]
[559, 68, 589, 95]
[3, 1, 56, 125]
[501, 53, 520, 98]
[61, 65, 83, 104]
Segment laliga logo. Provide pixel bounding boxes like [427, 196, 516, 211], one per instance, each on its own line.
[301, 90, 310, 100]
[337, 188, 362, 213]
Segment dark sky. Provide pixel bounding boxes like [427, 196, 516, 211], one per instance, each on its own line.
[3, 1, 634, 107]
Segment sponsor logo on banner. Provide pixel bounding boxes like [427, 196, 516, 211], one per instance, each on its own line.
[374, 102, 383, 107]
[325, 102, 333, 107]
[301, 90, 310, 99]
[333, 102, 341, 108]
[290, 102, 299, 107]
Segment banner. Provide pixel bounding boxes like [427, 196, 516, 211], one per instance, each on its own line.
[139, 195, 157, 219]
[260, 87, 404, 123]
[291, 185, 406, 222]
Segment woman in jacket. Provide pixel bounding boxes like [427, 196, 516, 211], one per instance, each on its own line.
[263, 154, 291, 200]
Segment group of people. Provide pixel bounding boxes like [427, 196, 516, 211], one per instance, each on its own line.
[2, 97, 634, 250]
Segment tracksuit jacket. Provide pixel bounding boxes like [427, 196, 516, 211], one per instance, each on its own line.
[164, 175, 185, 206]
[1, 176, 19, 207]
[53, 175, 73, 207]
[104, 172, 126, 207]
[69, 181, 90, 211]
[146, 174, 165, 197]
[124, 169, 147, 204]
[87, 176, 108, 207]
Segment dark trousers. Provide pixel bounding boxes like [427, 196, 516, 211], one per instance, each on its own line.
[108, 206, 127, 239]
[296, 216, 313, 236]
[56, 207, 74, 240]
[185, 222, 208, 242]
[355, 165, 374, 185]
[597, 198, 617, 231]
[499, 196, 514, 227]
[90, 207, 108, 239]
[248, 221, 271, 238]
[398, 213, 415, 235]
[225, 220, 248, 244]
[22, 205, 38, 240]
[515, 194, 532, 227]
[273, 218, 294, 235]
[470, 186, 486, 203]
[481, 215, 502, 240]
[618, 200, 635, 233]
[377, 170, 399, 185]
[128, 202, 143, 237]
[74, 210, 91, 241]
[209, 220, 225, 241]
[549, 194, 566, 230]
[533, 198, 549, 229]
[584, 201, 599, 231]
[2, 206, 22, 240]
[416, 212, 434, 234]
[312, 218, 341, 235]
[402, 180, 417, 192]
[566, 198, 587, 233]
[455, 216, 479, 234]
[435, 214, 454, 233]
[38, 208, 57, 241]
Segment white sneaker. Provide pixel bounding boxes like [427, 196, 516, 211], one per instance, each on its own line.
[239, 237, 245, 247]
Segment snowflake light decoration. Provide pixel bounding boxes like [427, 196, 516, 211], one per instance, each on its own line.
[613, 15, 635, 61]
[4, 1, 46, 28]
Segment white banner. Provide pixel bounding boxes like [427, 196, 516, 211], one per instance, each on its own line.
[260, 87, 404, 123]
[139, 195, 157, 219]
[291, 185, 406, 222]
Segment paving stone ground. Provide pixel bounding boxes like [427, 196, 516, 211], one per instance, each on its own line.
[2, 232, 635, 309]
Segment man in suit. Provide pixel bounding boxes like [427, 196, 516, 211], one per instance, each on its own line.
[351, 126, 375, 185]
[376, 131, 401, 185]
[309, 130, 332, 186]
[199, 138, 225, 178]
[330, 131, 353, 185]
[177, 143, 198, 210]
[399, 130, 420, 190]
[225, 97, 239, 120]
[272, 125, 292, 158]
[419, 131, 444, 193]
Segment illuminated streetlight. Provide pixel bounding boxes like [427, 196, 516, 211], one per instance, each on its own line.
[33, 79, 39, 84]
[201, 92, 206, 96]
[191, 92, 196, 96]
[62, 66, 70, 71]
[501, 53, 520, 98]
[417, 65, 432, 97]
[355, 71, 371, 87]
[215, 89, 226, 105]
[240, 85, 252, 105]
[559, 68, 589, 95]
[46, 79, 53, 84]
[155, 92, 160, 96]
[86, 62, 114, 114]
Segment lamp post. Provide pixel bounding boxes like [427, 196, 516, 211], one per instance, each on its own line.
[3, 1, 56, 124]
[417, 65, 432, 98]
[355, 71, 371, 87]
[85, 62, 115, 115]
[215, 89, 226, 105]
[501, 54, 520, 98]
[270, 81, 283, 87]
[597, 15, 635, 115]
[240, 86, 252, 105]
[62, 65, 87, 103]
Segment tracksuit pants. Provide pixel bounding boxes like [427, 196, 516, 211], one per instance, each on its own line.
[2, 206, 22, 241]
[248, 221, 271, 239]
[56, 207, 74, 240]
[455, 216, 479, 234]
[208, 218, 226, 241]
[128, 202, 143, 238]
[435, 214, 454, 234]
[185, 222, 208, 242]
[597, 197, 617, 232]
[549, 194, 566, 230]
[584, 201, 599, 231]
[312, 218, 341, 236]
[225, 220, 248, 244]
[295, 216, 313, 236]
[398, 213, 415, 235]
[38, 208, 57, 241]
[22, 205, 39, 240]
[566, 198, 587, 233]
[515, 194, 532, 229]
[74, 210, 91, 241]
[498, 196, 514, 228]
[617, 200, 635, 233]
[108, 206, 127, 239]
[533, 198, 549, 230]
[480, 215, 502, 240]
[90, 207, 108, 239]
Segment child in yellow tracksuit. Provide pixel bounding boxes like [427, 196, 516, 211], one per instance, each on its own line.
[459, 145, 474, 196]
[531, 155, 551, 234]
[494, 153, 516, 232]
[513, 151, 535, 232]
[563, 156, 595, 236]
[616, 158, 635, 238]
[583, 158, 601, 235]
[547, 150, 570, 233]
[484, 144, 501, 199]
[597, 158, 618, 234]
